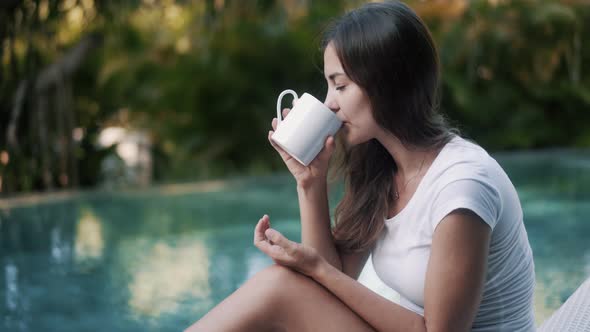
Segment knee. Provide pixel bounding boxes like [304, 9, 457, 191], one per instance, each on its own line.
[252, 264, 303, 287]
[250, 264, 311, 301]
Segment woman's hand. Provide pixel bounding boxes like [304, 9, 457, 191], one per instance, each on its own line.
[254, 215, 325, 278]
[269, 108, 336, 189]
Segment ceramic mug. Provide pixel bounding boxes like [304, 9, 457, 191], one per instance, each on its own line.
[271, 89, 342, 166]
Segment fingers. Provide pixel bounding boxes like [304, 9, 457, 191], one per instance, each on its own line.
[325, 136, 336, 155]
[282, 108, 290, 118]
[271, 108, 290, 130]
[265, 228, 297, 256]
[254, 215, 270, 245]
[254, 215, 282, 259]
[269, 108, 297, 164]
[268, 131, 294, 162]
[253, 216, 295, 259]
[315, 136, 336, 163]
[271, 109, 290, 129]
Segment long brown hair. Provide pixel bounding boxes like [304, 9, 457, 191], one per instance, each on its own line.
[323, 1, 457, 253]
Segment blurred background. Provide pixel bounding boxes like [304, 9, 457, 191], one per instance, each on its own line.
[1, 0, 588, 194]
[1, 1, 590, 331]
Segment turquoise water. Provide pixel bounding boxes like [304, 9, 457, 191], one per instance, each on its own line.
[1, 151, 589, 331]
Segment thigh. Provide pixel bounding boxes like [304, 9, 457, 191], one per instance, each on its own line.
[187, 264, 376, 332]
[266, 265, 376, 332]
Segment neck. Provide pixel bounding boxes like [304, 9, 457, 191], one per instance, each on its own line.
[374, 130, 438, 180]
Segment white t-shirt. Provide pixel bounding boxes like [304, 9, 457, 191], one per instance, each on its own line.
[372, 136, 536, 331]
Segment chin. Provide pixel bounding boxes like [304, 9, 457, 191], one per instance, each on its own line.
[337, 126, 371, 148]
[342, 134, 370, 148]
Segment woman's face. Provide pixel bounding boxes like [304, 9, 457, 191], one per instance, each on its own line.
[323, 42, 379, 146]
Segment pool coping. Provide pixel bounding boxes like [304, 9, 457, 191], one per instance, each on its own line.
[2, 147, 589, 209]
[0, 178, 238, 210]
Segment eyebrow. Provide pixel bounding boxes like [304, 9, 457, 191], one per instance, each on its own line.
[327, 72, 345, 81]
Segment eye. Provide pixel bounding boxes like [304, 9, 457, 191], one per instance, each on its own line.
[336, 85, 346, 91]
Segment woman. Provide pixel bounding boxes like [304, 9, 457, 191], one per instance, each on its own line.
[187, 1, 535, 331]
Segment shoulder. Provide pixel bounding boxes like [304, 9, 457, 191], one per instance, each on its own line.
[430, 136, 500, 185]
[426, 136, 506, 229]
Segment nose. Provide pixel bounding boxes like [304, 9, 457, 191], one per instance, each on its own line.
[324, 93, 339, 114]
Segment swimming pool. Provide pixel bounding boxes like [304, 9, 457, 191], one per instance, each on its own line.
[1, 150, 589, 331]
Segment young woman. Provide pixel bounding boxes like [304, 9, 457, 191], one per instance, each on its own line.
[187, 1, 535, 331]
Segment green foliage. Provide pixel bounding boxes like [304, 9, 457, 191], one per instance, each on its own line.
[1, 0, 590, 194]
[435, 0, 590, 149]
[91, 1, 342, 181]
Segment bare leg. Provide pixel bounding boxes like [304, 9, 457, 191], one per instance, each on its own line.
[185, 265, 375, 332]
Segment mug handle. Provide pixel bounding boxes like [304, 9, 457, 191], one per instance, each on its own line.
[276, 89, 298, 126]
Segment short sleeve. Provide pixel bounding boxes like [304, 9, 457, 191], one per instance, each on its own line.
[430, 178, 501, 231]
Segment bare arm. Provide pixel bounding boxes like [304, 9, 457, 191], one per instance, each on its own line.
[423, 209, 490, 331]
[297, 181, 342, 270]
[312, 210, 491, 332]
[298, 182, 372, 276]
[269, 109, 370, 275]
[340, 248, 371, 280]
[269, 109, 345, 271]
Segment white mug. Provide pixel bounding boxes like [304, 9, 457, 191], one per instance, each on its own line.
[271, 89, 342, 166]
